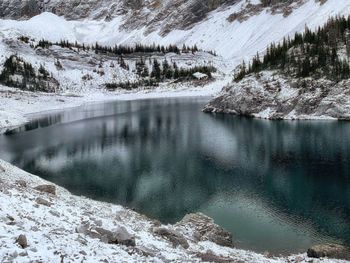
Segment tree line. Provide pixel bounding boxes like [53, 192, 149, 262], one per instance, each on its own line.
[106, 58, 216, 90]
[33, 39, 201, 56]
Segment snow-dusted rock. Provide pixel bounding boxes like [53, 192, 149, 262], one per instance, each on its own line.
[176, 212, 234, 248]
[153, 227, 189, 249]
[35, 197, 52, 207]
[34, 184, 56, 195]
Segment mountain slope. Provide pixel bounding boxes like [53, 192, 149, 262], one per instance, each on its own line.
[0, 0, 349, 63]
[204, 16, 350, 120]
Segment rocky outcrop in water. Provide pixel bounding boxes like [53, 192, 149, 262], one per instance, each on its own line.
[203, 72, 350, 120]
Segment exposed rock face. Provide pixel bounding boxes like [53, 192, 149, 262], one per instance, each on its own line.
[176, 212, 234, 248]
[203, 72, 350, 120]
[307, 244, 350, 260]
[0, 0, 237, 33]
[0, 0, 303, 36]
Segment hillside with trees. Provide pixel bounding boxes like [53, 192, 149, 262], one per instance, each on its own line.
[235, 16, 350, 82]
[204, 16, 350, 120]
[0, 55, 59, 92]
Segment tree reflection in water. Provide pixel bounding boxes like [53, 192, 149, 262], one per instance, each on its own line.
[0, 97, 349, 254]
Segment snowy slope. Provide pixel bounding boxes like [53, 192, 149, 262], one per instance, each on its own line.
[0, 0, 349, 66]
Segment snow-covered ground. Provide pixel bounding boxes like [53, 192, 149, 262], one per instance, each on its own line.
[1, 160, 349, 263]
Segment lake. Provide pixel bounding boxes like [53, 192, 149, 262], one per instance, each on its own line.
[0, 97, 349, 254]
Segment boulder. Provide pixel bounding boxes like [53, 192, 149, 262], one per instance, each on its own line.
[95, 226, 135, 246]
[112, 226, 136, 247]
[153, 227, 189, 249]
[176, 213, 234, 248]
[34, 184, 56, 195]
[76, 224, 136, 247]
[307, 244, 350, 260]
[35, 197, 52, 207]
[16, 234, 28, 249]
[197, 252, 233, 263]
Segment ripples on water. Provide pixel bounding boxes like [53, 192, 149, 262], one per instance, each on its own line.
[0, 97, 349, 254]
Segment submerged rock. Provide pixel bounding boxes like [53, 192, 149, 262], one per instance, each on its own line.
[307, 244, 350, 260]
[176, 213, 234, 248]
[153, 227, 189, 249]
[34, 184, 56, 195]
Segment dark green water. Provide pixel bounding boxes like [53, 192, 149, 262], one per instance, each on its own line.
[0, 97, 349, 254]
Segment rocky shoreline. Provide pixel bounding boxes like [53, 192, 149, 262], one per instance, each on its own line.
[203, 72, 350, 120]
[1, 159, 350, 262]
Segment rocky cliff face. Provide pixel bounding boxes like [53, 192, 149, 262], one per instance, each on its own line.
[0, 0, 307, 36]
[203, 72, 350, 120]
[0, 0, 238, 33]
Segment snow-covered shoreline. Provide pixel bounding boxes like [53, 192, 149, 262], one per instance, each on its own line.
[0, 77, 229, 134]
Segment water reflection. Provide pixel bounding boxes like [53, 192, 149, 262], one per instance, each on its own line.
[0, 97, 349, 254]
